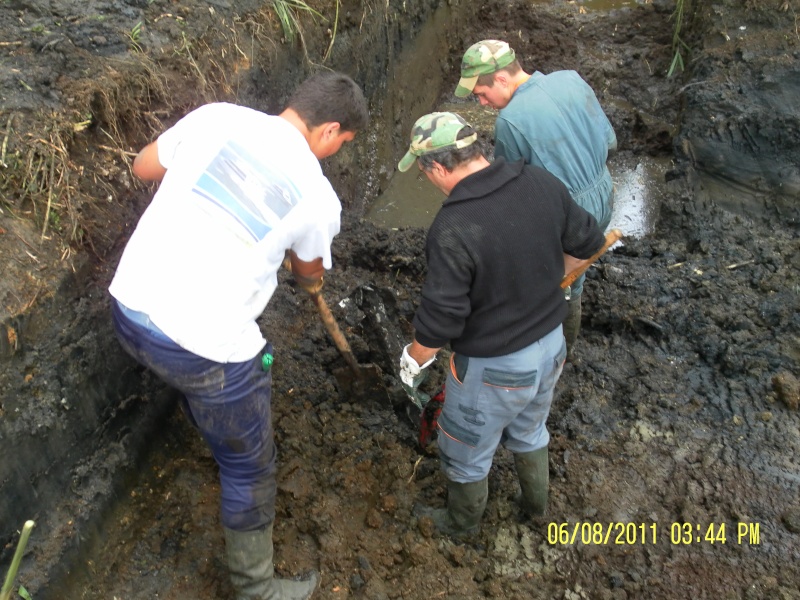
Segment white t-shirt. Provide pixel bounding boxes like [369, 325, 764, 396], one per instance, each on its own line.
[109, 103, 341, 363]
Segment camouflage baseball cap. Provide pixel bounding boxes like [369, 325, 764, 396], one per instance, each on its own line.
[454, 40, 516, 97]
[397, 112, 478, 172]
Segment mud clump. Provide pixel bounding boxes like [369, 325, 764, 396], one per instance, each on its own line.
[773, 372, 800, 411]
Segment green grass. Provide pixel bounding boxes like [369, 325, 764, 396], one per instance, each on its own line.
[1, 521, 35, 600]
[272, 0, 325, 44]
[127, 21, 144, 52]
[668, 0, 691, 77]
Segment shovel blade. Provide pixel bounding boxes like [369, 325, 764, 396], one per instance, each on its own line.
[332, 363, 388, 403]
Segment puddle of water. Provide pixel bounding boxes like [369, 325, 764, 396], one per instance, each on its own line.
[366, 167, 448, 229]
[577, 0, 644, 11]
[368, 155, 667, 238]
[530, 0, 645, 10]
[367, 101, 492, 229]
[606, 156, 671, 238]
[367, 95, 671, 239]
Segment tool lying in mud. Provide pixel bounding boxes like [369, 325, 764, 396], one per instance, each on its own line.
[418, 228, 624, 450]
[283, 259, 386, 400]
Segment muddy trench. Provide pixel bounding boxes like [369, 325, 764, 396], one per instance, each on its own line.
[1, 0, 799, 598]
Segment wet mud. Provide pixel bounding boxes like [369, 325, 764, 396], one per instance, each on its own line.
[1, 0, 799, 599]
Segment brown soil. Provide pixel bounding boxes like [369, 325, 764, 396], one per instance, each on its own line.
[1, 0, 799, 599]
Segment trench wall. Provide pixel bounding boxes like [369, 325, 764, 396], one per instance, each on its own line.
[677, 0, 800, 222]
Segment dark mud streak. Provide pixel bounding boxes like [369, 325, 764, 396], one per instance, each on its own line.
[679, 0, 800, 220]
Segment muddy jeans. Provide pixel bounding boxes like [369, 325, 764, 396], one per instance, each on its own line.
[111, 299, 277, 532]
[437, 326, 567, 483]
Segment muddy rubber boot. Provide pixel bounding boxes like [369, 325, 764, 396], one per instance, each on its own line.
[416, 477, 488, 539]
[563, 295, 582, 359]
[224, 523, 319, 600]
[514, 447, 549, 517]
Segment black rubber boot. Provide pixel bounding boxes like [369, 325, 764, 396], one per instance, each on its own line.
[224, 523, 318, 600]
[514, 447, 549, 517]
[416, 477, 488, 539]
[563, 295, 582, 359]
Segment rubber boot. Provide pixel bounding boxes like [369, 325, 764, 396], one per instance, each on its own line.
[514, 447, 549, 517]
[563, 295, 582, 359]
[416, 477, 488, 539]
[224, 523, 318, 600]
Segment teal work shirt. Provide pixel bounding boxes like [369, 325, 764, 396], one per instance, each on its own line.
[494, 70, 617, 231]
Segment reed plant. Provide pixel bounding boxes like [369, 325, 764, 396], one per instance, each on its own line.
[668, 0, 690, 76]
[0, 521, 35, 600]
[272, 0, 325, 43]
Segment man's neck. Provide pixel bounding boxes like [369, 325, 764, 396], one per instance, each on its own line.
[279, 108, 311, 145]
[444, 157, 491, 194]
[509, 71, 532, 98]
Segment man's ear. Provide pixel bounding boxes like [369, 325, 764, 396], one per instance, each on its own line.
[322, 121, 342, 138]
[431, 161, 447, 177]
[493, 71, 510, 88]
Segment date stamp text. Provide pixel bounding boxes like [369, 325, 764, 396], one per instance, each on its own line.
[547, 522, 761, 546]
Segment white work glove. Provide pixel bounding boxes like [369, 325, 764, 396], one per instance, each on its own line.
[400, 344, 435, 409]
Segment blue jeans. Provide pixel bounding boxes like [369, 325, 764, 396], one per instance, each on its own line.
[111, 299, 277, 532]
[437, 326, 567, 482]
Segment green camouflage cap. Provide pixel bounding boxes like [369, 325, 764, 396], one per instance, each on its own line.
[397, 112, 478, 172]
[454, 40, 516, 97]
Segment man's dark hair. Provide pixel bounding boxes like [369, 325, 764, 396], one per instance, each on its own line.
[475, 60, 522, 88]
[287, 71, 369, 133]
[417, 126, 484, 171]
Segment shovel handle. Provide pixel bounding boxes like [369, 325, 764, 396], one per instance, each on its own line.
[310, 292, 361, 374]
[283, 256, 361, 374]
[561, 229, 623, 290]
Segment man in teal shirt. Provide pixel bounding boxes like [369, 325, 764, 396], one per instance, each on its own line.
[455, 39, 617, 355]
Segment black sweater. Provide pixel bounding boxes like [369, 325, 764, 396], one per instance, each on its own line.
[412, 157, 605, 357]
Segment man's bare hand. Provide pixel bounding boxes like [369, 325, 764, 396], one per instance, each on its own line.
[298, 277, 324, 296]
[563, 254, 588, 278]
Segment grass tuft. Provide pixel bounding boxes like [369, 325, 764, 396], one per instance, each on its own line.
[668, 0, 691, 77]
[272, 0, 326, 44]
[0, 520, 35, 600]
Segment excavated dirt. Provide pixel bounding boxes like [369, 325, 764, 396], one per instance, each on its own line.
[1, 0, 799, 599]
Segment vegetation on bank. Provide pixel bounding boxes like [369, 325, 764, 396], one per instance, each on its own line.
[0, 0, 338, 256]
[1, 0, 702, 258]
[668, 0, 691, 76]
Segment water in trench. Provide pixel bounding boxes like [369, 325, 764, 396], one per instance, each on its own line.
[574, 0, 646, 10]
[367, 101, 670, 239]
[532, 0, 647, 10]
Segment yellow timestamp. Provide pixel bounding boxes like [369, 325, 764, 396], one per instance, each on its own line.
[547, 522, 761, 545]
[548, 522, 658, 545]
[669, 522, 761, 545]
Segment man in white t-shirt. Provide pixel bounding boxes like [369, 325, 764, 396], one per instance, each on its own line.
[109, 71, 368, 600]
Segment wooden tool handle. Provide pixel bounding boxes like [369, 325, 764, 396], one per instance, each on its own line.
[310, 292, 361, 374]
[561, 229, 623, 289]
[284, 255, 363, 375]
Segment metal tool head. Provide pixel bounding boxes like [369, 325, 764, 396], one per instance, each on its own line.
[332, 362, 389, 404]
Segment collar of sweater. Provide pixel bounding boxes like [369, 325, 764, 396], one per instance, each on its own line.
[443, 157, 525, 205]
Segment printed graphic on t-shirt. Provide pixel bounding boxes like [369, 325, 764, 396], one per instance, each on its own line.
[191, 140, 300, 241]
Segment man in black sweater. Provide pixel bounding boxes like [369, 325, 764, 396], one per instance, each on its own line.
[397, 112, 605, 537]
